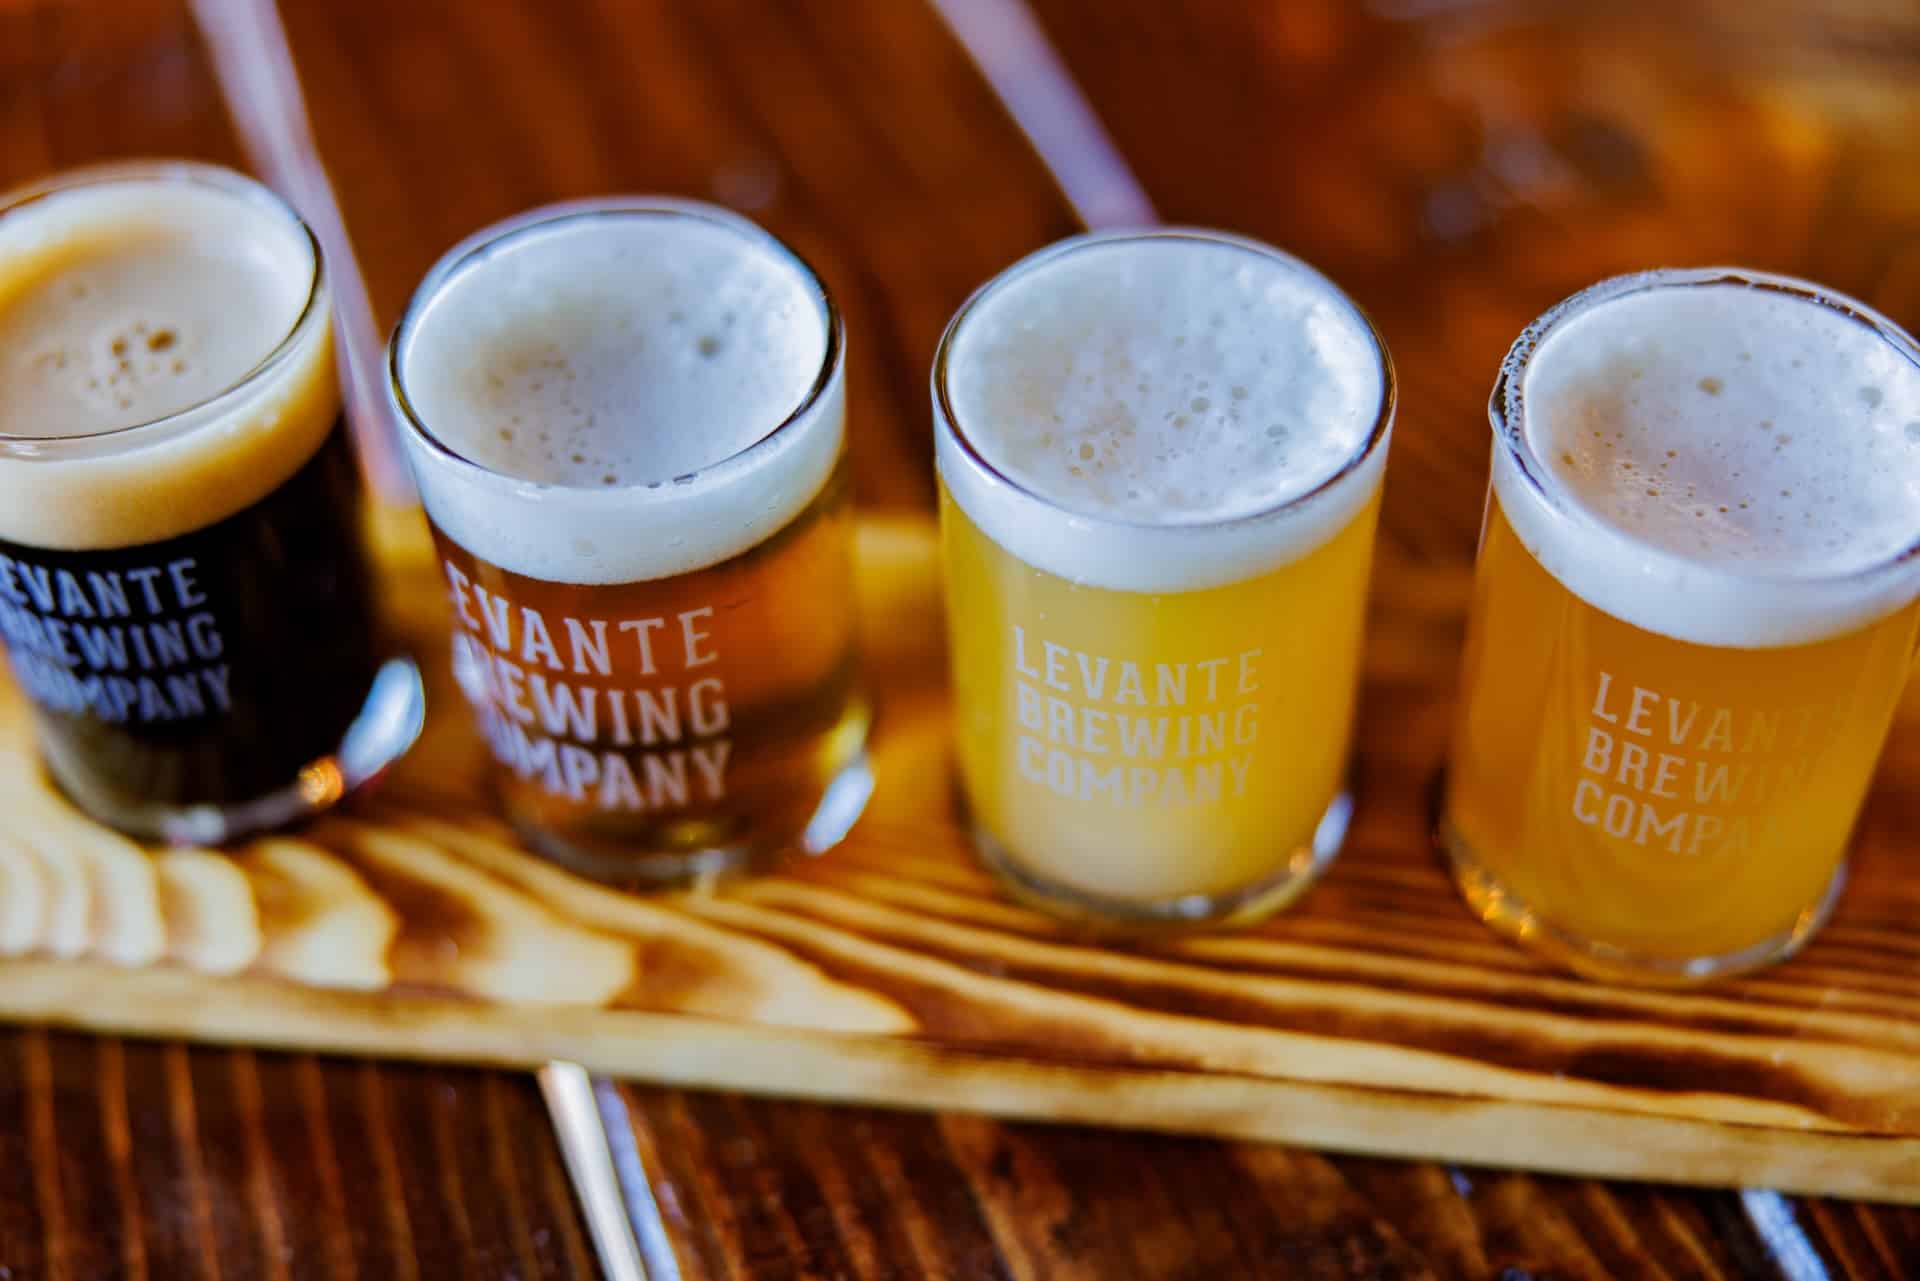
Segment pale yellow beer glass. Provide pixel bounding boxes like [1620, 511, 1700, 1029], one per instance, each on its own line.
[1443, 269, 1920, 983]
[934, 230, 1395, 928]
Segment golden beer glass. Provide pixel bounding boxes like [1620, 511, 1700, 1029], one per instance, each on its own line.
[390, 199, 869, 885]
[934, 230, 1395, 928]
[1442, 269, 1920, 983]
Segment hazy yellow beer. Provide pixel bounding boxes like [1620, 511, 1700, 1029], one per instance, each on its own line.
[935, 230, 1395, 926]
[390, 200, 868, 885]
[1443, 269, 1920, 982]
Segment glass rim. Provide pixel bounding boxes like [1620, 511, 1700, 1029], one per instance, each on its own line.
[0, 159, 328, 454]
[931, 226, 1397, 535]
[1490, 265, 1920, 591]
[387, 196, 845, 497]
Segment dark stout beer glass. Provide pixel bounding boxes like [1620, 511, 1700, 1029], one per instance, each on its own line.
[0, 161, 423, 842]
[389, 199, 869, 885]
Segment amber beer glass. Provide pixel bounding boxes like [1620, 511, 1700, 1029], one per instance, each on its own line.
[390, 199, 868, 884]
[935, 230, 1396, 927]
[1443, 269, 1920, 983]
[0, 162, 423, 842]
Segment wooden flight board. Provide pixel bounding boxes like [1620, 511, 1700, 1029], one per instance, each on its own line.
[1, 507, 1917, 1204]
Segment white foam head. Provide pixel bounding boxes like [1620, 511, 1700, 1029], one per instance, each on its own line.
[934, 229, 1392, 593]
[392, 199, 841, 585]
[1494, 268, 1920, 648]
[0, 162, 337, 550]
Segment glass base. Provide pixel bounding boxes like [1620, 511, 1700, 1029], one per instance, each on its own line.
[52, 657, 427, 846]
[970, 787, 1354, 934]
[511, 709, 875, 891]
[1437, 812, 1845, 986]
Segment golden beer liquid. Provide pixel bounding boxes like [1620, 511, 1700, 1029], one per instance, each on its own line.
[439, 459, 866, 881]
[1445, 497, 1920, 963]
[940, 476, 1381, 905]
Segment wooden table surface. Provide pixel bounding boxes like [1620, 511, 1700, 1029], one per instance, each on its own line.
[4, 0, 1920, 1276]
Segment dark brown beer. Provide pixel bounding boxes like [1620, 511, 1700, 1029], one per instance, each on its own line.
[0, 421, 384, 814]
[0, 162, 421, 842]
[391, 199, 867, 884]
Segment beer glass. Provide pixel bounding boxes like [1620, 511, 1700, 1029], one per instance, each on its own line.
[935, 229, 1396, 928]
[0, 161, 423, 843]
[389, 199, 869, 885]
[1442, 268, 1920, 983]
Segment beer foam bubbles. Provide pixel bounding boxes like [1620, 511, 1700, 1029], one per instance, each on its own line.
[936, 232, 1390, 593]
[394, 204, 840, 584]
[0, 165, 336, 550]
[0, 183, 309, 439]
[1500, 271, 1920, 647]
